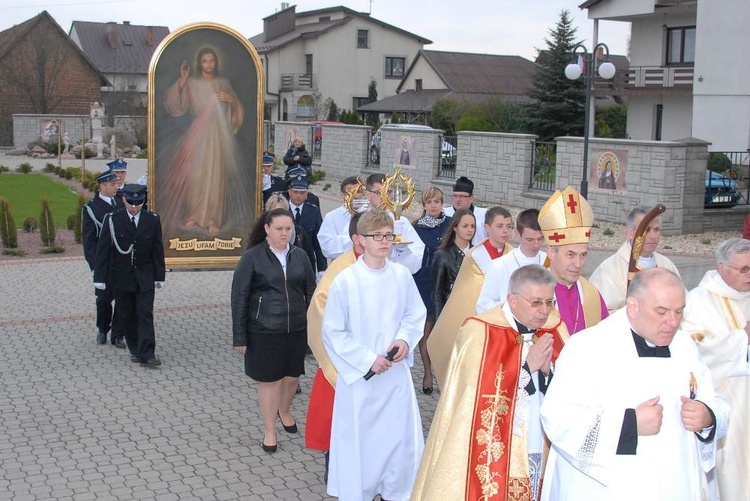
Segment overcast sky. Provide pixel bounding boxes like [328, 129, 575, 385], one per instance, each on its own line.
[1, 0, 631, 60]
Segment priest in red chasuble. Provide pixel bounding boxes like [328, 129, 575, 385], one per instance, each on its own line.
[413, 264, 569, 501]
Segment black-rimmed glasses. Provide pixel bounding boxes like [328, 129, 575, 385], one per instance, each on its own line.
[362, 233, 395, 242]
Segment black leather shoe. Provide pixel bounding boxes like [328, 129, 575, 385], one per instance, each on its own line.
[112, 338, 126, 349]
[261, 440, 277, 453]
[96, 332, 107, 344]
[140, 357, 162, 367]
[295, 383, 302, 394]
[278, 411, 298, 434]
[422, 386, 434, 395]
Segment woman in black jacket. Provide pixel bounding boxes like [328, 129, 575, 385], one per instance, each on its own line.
[232, 208, 316, 453]
[431, 209, 476, 318]
[283, 137, 313, 178]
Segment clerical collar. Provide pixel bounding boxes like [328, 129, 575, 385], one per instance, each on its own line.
[514, 317, 536, 335]
[628, 241, 656, 270]
[637, 255, 656, 270]
[483, 239, 505, 260]
[631, 329, 670, 358]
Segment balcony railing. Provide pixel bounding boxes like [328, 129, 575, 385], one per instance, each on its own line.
[593, 65, 694, 95]
[279, 73, 317, 92]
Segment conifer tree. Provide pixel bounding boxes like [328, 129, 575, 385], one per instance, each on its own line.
[39, 197, 56, 247]
[74, 194, 86, 244]
[525, 10, 585, 141]
[0, 197, 18, 249]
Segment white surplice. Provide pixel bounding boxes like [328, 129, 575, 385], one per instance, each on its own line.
[476, 248, 548, 314]
[682, 270, 750, 501]
[322, 258, 426, 501]
[318, 205, 425, 273]
[589, 242, 681, 313]
[541, 309, 728, 501]
[319, 205, 353, 260]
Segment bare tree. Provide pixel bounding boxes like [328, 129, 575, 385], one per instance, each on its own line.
[0, 19, 77, 114]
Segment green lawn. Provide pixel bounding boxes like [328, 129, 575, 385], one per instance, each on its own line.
[0, 174, 80, 228]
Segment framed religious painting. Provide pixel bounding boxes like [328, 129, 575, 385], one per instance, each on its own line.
[148, 23, 263, 268]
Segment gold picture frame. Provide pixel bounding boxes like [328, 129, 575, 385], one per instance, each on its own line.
[148, 22, 264, 269]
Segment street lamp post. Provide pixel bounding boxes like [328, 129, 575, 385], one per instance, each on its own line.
[565, 43, 616, 198]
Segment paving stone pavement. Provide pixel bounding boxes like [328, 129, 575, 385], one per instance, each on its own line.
[0, 183, 717, 500]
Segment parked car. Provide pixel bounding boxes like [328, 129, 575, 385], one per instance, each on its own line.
[370, 123, 454, 165]
[704, 170, 741, 208]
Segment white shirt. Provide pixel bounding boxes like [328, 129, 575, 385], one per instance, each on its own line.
[98, 193, 115, 206]
[319, 205, 352, 259]
[269, 243, 290, 276]
[477, 248, 547, 313]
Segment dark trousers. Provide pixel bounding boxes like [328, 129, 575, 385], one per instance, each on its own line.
[95, 286, 123, 340]
[113, 287, 156, 361]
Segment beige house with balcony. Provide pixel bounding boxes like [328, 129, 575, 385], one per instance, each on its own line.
[582, 0, 750, 152]
[249, 4, 430, 122]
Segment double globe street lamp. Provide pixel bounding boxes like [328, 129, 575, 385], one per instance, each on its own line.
[565, 43, 616, 198]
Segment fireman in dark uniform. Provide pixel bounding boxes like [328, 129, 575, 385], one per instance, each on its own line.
[94, 184, 166, 367]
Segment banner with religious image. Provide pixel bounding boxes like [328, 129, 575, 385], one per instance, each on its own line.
[148, 23, 263, 268]
[395, 136, 417, 168]
[589, 148, 628, 192]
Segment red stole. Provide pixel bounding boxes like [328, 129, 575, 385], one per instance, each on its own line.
[483, 239, 506, 260]
[465, 319, 565, 500]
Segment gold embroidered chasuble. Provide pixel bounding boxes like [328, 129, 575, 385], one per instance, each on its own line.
[413, 307, 569, 501]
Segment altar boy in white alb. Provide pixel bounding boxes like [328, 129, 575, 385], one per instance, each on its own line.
[541, 268, 728, 501]
[477, 208, 547, 313]
[322, 209, 426, 501]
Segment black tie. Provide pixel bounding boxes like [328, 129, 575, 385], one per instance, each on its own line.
[111, 199, 116, 208]
[294, 207, 301, 223]
[131, 216, 136, 229]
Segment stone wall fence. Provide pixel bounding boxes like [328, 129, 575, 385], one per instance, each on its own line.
[319, 123, 370, 180]
[13, 114, 91, 150]
[451, 131, 538, 211]
[554, 136, 723, 235]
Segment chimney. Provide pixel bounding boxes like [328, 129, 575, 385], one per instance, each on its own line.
[106, 22, 117, 49]
[146, 26, 154, 46]
[123, 20, 130, 25]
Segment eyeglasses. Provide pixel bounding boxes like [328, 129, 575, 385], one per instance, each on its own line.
[513, 293, 556, 309]
[722, 263, 750, 275]
[362, 233, 395, 242]
[453, 194, 472, 199]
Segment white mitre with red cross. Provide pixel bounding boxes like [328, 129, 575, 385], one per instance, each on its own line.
[538, 186, 593, 246]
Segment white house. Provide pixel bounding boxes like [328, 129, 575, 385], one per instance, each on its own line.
[249, 4, 431, 121]
[581, 0, 750, 152]
[70, 21, 169, 94]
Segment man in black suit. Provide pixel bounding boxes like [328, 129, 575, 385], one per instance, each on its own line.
[82, 170, 126, 348]
[286, 172, 327, 277]
[94, 184, 166, 367]
[261, 152, 287, 205]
